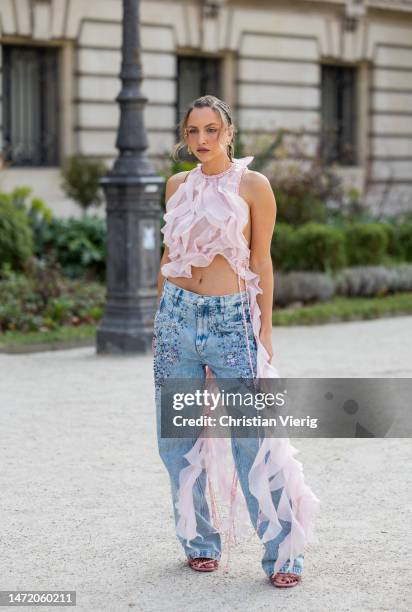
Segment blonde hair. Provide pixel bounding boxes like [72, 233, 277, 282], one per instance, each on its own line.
[172, 95, 235, 162]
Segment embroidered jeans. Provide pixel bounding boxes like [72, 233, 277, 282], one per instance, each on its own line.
[153, 279, 304, 577]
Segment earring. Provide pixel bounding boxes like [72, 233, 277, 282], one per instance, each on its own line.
[187, 146, 192, 154]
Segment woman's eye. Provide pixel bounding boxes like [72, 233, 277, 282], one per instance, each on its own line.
[187, 128, 217, 134]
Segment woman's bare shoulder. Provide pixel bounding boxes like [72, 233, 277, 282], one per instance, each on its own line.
[167, 170, 191, 185]
[165, 170, 191, 200]
[239, 169, 273, 207]
[242, 169, 272, 189]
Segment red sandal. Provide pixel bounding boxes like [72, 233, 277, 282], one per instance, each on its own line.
[188, 557, 219, 572]
[270, 572, 302, 588]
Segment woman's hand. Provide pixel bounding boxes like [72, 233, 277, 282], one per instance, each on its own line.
[259, 327, 273, 362]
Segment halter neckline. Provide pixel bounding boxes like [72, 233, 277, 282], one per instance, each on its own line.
[198, 161, 235, 179]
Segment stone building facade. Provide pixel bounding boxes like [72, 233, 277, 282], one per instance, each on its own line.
[0, 0, 411, 217]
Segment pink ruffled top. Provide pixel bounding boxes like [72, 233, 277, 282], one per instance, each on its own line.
[160, 156, 320, 574]
[161, 155, 277, 378]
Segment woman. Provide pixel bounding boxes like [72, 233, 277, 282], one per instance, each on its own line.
[152, 95, 319, 588]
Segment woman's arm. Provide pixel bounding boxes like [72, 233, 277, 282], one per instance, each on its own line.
[156, 171, 190, 304]
[241, 170, 277, 360]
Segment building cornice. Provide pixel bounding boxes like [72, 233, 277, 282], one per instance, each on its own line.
[293, 0, 412, 13]
[223, 0, 412, 14]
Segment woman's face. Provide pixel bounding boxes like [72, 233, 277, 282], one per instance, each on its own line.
[184, 107, 233, 161]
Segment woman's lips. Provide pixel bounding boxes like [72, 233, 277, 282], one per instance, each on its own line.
[197, 148, 209, 152]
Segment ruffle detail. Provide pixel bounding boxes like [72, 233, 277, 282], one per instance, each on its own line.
[161, 161, 250, 281]
[161, 156, 320, 569]
[248, 437, 320, 574]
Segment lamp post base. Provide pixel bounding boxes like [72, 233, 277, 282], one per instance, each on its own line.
[96, 324, 152, 354]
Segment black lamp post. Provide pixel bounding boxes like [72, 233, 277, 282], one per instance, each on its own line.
[96, 0, 164, 354]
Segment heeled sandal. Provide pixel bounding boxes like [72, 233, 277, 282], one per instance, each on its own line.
[188, 557, 219, 572]
[270, 572, 302, 588]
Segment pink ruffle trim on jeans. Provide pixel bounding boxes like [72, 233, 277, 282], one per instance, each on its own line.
[161, 156, 320, 573]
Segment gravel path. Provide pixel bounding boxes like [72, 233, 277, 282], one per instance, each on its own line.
[0, 316, 411, 611]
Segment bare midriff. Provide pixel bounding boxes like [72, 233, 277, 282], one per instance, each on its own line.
[166, 214, 251, 296]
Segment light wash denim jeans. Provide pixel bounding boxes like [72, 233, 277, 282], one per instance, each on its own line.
[153, 279, 304, 577]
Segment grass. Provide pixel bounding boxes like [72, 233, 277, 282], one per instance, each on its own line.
[1, 292, 412, 350]
[272, 292, 412, 326]
[0, 323, 97, 349]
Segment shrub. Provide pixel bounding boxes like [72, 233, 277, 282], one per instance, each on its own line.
[234, 130, 348, 227]
[24, 195, 54, 255]
[275, 271, 335, 307]
[292, 223, 346, 272]
[344, 223, 388, 266]
[381, 223, 399, 258]
[5, 186, 53, 225]
[0, 258, 105, 333]
[273, 264, 412, 306]
[40, 216, 106, 280]
[325, 187, 375, 227]
[271, 222, 295, 272]
[0, 186, 105, 280]
[335, 264, 412, 297]
[60, 155, 107, 215]
[0, 186, 54, 258]
[0, 198, 33, 272]
[264, 135, 346, 227]
[388, 264, 412, 292]
[396, 221, 412, 262]
[274, 188, 327, 227]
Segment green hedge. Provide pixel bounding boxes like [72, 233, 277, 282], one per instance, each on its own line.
[293, 223, 346, 272]
[396, 221, 412, 262]
[271, 221, 412, 272]
[272, 222, 346, 272]
[382, 223, 399, 258]
[344, 222, 388, 266]
[271, 222, 295, 272]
